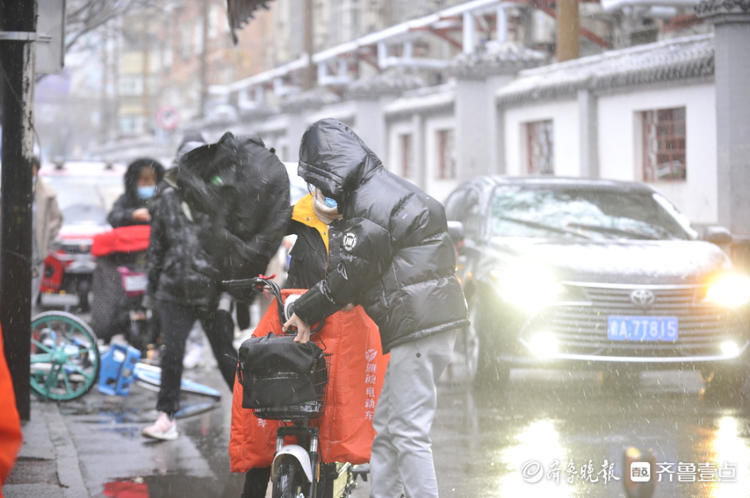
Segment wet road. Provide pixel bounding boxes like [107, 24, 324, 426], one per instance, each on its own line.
[433, 369, 750, 498]
[40, 298, 750, 497]
[55, 361, 750, 498]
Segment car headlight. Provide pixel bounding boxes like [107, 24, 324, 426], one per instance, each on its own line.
[490, 264, 562, 312]
[527, 332, 560, 358]
[705, 273, 750, 309]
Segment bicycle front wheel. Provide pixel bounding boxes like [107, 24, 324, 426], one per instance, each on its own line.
[272, 459, 308, 498]
[30, 311, 100, 401]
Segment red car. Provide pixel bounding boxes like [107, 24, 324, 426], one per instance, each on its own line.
[39, 161, 126, 310]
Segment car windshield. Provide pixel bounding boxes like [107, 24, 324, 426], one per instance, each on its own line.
[489, 185, 694, 241]
[62, 204, 108, 226]
[43, 175, 123, 212]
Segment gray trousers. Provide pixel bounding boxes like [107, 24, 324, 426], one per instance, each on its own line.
[370, 329, 457, 498]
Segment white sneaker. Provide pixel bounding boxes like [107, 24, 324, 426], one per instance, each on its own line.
[183, 343, 204, 369]
[142, 412, 178, 441]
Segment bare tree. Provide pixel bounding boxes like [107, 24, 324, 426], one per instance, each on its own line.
[64, 0, 164, 53]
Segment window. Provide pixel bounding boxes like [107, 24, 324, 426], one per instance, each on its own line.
[399, 133, 412, 178]
[119, 116, 145, 136]
[209, 6, 222, 39]
[641, 107, 686, 182]
[193, 22, 203, 56]
[524, 120, 554, 175]
[162, 46, 173, 70]
[436, 129, 456, 180]
[180, 26, 192, 59]
[118, 77, 143, 96]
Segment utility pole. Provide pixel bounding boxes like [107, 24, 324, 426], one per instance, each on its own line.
[556, 0, 580, 62]
[303, 0, 315, 90]
[142, 14, 152, 132]
[199, 0, 210, 117]
[0, 0, 38, 421]
[101, 22, 110, 142]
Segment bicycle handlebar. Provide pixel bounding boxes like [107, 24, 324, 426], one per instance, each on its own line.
[220, 276, 325, 334]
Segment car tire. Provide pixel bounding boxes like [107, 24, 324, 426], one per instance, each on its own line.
[701, 367, 748, 399]
[465, 292, 510, 389]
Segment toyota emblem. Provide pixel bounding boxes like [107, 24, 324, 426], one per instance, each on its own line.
[630, 289, 656, 307]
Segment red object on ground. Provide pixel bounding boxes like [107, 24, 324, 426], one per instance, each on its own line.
[0, 324, 23, 490]
[102, 480, 150, 497]
[229, 289, 388, 471]
[92, 225, 151, 257]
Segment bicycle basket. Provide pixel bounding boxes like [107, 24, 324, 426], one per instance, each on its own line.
[238, 333, 328, 420]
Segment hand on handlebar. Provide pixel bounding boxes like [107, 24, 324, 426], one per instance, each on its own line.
[283, 312, 311, 344]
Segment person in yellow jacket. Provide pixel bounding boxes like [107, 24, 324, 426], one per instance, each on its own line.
[240, 186, 340, 498]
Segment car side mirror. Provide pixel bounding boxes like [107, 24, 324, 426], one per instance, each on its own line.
[447, 221, 464, 244]
[703, 225, 733, 246]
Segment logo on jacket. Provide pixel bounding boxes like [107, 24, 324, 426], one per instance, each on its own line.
[343, 232, 357, 252]
[630, 289, 656, 308]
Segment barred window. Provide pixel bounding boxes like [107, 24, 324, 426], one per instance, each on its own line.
[641, 107, 686, 182]
[525, 120, 554, 175]
[399, 133, 412, 178]
[436, 129, 456, 180]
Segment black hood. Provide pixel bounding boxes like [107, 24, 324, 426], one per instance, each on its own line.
[298, 118, 382, 199]
[124, 157, 165, 203]
[175, 132, 244, 217]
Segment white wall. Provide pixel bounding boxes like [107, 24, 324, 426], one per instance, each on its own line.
[425, 113, 458, 202]
[502, 100, 580, 176]
[597, 83, 717, 223]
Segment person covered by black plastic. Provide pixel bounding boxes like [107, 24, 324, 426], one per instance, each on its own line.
[107, 157, 165, 228]
[141, 132, 291, 441]
[283, 118, 469, 498]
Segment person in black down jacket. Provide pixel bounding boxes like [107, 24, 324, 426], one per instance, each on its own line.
[107, 158, 165, 227]
[142, 132, 290, 441]
[283, 118, 469, 498]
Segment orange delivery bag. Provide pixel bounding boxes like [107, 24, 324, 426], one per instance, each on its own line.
[229, 289, 388, 472]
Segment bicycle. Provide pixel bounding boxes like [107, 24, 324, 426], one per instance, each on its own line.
[226, 276, 372, 498]
[29, 310, 221, 406]
[30, 311, 101, 401]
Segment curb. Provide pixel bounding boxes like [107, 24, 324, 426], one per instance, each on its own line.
[40, 402, 90, 498]
[4, 400, 89, 498]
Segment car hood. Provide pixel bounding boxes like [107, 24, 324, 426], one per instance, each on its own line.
[486, 238, 732, 285]
[58, 223, 110, 243]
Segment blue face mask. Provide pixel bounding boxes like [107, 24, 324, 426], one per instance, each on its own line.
[324, 197, 338, 209]
[137, 185, 156, 200]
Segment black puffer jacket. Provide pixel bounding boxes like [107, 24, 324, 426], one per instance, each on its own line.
[292, 119, 468, 353]
[147, 132, 290, 308]
[107, 158, 165, 228]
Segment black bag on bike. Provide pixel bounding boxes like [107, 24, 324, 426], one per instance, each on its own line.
[238, 333, 327, 411]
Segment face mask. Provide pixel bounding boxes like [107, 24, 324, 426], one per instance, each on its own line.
[323, 197, 338, 209]
[138, 185, 156, 200]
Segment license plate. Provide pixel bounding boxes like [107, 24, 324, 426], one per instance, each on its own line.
[607, 316, 679, 342]
[123, 274, 148, 292]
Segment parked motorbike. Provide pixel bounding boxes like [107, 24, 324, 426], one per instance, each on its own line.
[91, 225, 157, 356]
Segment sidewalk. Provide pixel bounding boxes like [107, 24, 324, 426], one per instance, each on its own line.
[4, 398, 89, 498]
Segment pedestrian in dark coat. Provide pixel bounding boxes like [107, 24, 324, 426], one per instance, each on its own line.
[107, 158, 165, 228]
[283, 119, 468, 498]
[142, 132, 290, 441]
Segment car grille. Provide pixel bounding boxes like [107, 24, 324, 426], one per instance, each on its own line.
[60, 243, 91, 255]
[533, 284, 746, 358]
